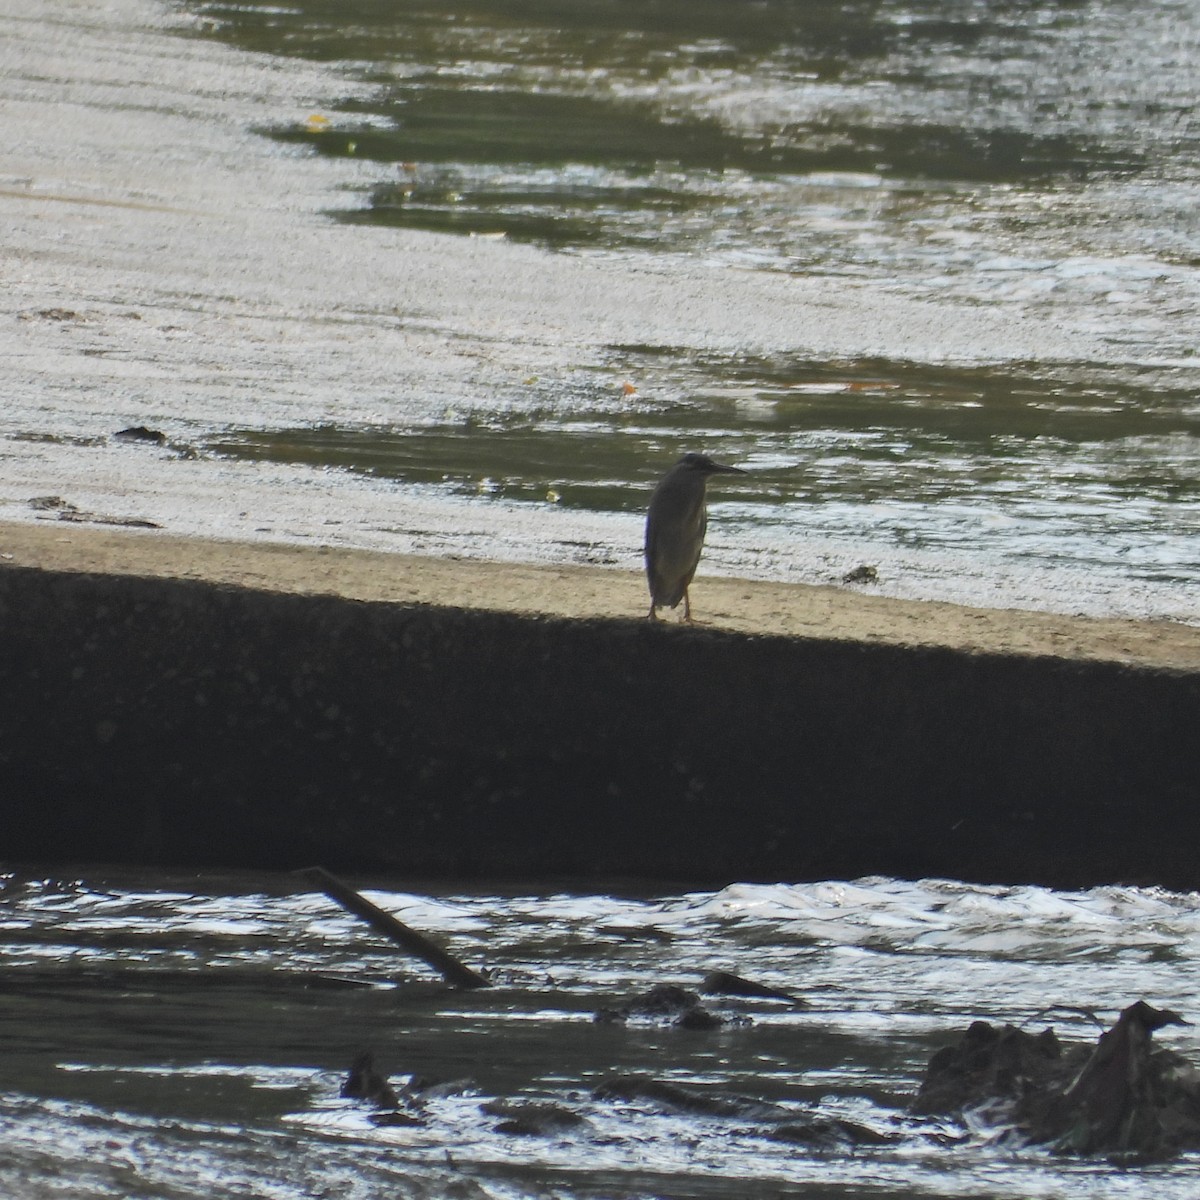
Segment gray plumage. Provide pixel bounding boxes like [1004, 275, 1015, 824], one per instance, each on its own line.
[644, 452, 746, 621]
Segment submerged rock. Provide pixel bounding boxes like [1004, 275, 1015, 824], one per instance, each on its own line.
[114, 425, 167, 445]
[841, 564, 880, 585]
[402, 1074, 475, 1101]
[481, 1099, 588, 1136]
[594, 1073, 789, 1121]
[674, 1005, 726, 1030]
[369, 1109, 426, 1128]
[768, 1117, 899, 1150]
[700, 970, 801, 1004]
[340, 1053, 469, 1125]
[594, 982, 740, 1029]
[341, 1051, 401, 1109]
[597, 983, 698, 1019]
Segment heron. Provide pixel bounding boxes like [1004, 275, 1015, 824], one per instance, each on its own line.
[644, 451, 746, 622]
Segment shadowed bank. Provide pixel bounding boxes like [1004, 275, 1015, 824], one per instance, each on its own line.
[2, 555, 1197, 888]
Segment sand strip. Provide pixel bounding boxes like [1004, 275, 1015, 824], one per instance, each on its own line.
[3, 518, 1197, 671]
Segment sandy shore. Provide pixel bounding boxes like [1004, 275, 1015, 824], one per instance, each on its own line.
[3, 518, 1197, 670]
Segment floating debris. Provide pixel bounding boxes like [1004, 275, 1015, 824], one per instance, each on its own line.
[27, 495, 162, 529]
[20, 307, 87, 322]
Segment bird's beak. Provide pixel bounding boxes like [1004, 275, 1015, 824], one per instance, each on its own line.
[712, 463, 747, 475]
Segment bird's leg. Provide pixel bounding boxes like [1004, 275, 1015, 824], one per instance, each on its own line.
[683, 589, 693, 623]
[647, 601, 659, 621]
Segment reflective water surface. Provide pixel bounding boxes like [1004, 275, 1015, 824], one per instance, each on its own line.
[4, 869, 1200, 1197]
[178, 0, 1200, 614]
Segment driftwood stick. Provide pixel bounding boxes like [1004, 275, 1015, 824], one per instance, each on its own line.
[300, 866, 490, 989]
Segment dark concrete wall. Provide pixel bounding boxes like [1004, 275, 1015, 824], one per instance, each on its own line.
[1, 565, 1197, 887]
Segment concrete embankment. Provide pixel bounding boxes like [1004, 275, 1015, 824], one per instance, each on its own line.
[1, 529, 1197, 888]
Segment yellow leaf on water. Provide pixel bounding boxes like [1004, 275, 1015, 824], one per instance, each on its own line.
[621, 381, 638, 396]
[304, 113, 331, 132]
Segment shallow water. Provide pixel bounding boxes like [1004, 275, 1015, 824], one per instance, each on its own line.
[205, 357, 1200, 592]
[4, 869, 1200, 1198]
[177, 0, 1200, 613]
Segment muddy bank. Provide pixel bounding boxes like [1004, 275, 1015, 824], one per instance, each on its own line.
[2, 531, 1197, 886]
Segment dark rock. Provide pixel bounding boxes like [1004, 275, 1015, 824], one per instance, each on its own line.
[114, 426, 168, 445]
[340, 1051, 401, 1109]
[594, 1074, 788, 1121]
[622, 984, 699, 1016]
[842, 564, 879, 585]
[911, 1020, 1081, 1118]
[701, 970, 800, 1003]
[594, 982, 732, 1028]
[675, 1005, 726, 1030]
[913, 1001, 1200, 1159]
[368, 1109, 425, 1127]
[769, 1117, 899, 1149]
[482, 1099, 587, 1136]
[403, 1075, 474, 1100]
[1029, 1000, 1197, 1157]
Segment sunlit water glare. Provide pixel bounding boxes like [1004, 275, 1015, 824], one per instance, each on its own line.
[3, 870, 1200, 1197]
[180, 0, 1200, 617]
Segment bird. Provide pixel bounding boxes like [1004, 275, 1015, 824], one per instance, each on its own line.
[644, 452, 746, 622]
